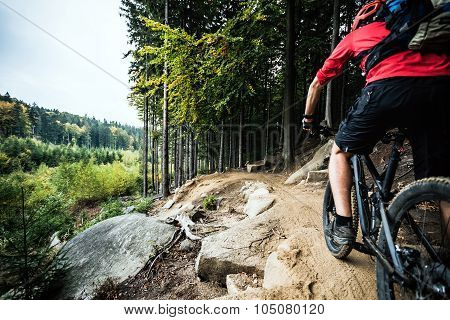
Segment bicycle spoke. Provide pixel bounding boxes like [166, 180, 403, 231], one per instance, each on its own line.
[405, 212, 442, 264]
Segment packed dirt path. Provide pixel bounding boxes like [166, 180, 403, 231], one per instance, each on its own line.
[258, 173, 375, 300]
[165, 171, 376, 300]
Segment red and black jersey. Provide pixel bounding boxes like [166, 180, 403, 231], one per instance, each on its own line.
[316, 22, 450, 86]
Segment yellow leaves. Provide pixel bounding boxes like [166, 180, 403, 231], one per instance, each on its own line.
[140, 16, 168, 33]
[0, 100, 14, 111]
[138, 46, 160, 56]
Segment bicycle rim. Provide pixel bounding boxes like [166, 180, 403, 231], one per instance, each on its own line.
[377, 178, 450, 299]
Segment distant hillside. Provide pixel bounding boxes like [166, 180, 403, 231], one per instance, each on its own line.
[0, 92, 142, 150]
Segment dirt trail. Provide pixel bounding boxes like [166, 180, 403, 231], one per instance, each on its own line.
[165, 171, 376, 300]
[102, 171, 375, 300]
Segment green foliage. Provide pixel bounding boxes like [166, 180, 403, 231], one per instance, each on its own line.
[0, 136, 125, 174]
[77, 199, 125, 233]
[52, 161, 139, 206]
[0, 93, 141, 150]
[0, 171, 73, 298]
[202, 194, 217, 211]
[0, 172, 73, 253]
[135, 197, 153, 213]
[0, 159, 140, 298]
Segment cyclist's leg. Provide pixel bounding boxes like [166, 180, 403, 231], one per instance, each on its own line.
[332, 79, 403, 220]
[329, 143, 353, 218]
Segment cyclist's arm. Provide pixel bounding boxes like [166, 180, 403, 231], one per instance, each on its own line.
[305, 33, 355, 119]
[304, 76, 324, 119]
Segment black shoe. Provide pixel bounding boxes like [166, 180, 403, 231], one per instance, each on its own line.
[326, 220, 356, 245]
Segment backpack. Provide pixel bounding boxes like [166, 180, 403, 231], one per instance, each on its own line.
[409, 0, 450, 50]
[358, 0, 450, 73]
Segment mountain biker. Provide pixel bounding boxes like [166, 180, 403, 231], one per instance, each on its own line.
[303, 0, 450, 245]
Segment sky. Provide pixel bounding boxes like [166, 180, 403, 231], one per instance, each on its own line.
[0, 0, 142, 127]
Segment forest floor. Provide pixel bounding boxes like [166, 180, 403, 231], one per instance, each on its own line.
[95, 172, 374, 300]
[93, 140, 414, 300]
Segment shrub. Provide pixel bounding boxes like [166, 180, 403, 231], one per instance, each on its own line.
[52, 161, 139, 206]
[135, 197, 153, 213]
[100, 199, 124, 219]
[77, 199, 124, 233]
[202, 195, 217, 211]
[0, 172, 72, 299]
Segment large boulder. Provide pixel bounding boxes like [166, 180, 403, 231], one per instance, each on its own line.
[284, 139, 334, 185]
[195, 214, 277, 285]
[241, 182, 275, 218]
[243, 188, 275, 218]
[56, 214, 177, 299]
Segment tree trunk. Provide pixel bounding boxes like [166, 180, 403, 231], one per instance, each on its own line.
[155, 137, 159, 194]
[178, 126, 184, 187]
[186, 128, 191, 180]
[325, 0, 340, 128]
[265, 89, 271, 159]
[238, 104, 243, 168]
[161, 0, 170, 197]
[218, 118, 224, 173]
[189, 131, 195, 179]
[174, 127, 178, 187]
[151, 100, 156, 193]
[228, 117, 232, 169]
[282, 0, 296, 168]
[194, 139, 198, 176]
[205, 132, 210, 174]
[208, 131, 215, 173]
[143, 95, 149, 197]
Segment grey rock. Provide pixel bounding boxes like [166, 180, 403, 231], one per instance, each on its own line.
[56, 214, 177, 299]
[284, 139, 334, 185]
[195, 214, 275, 284]
[163, 199, 175, 209]
[247, 160, 265, 173]
[306, 169, 328, 183]
[122, 206, 136, 215]
[240, 181, 268, 201]
[49, 232, 64, 252]
[226, 273, 260, 295]
[179, 239, 195, 252]
[243, 187, 275, 218]
[263, 251, 295, 289]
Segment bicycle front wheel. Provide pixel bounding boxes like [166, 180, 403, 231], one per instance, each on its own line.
[376, 177, 450, 300]
[323, 181, 359, 259]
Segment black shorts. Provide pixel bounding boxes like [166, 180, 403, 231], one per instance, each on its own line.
[335, 76, 450, 179]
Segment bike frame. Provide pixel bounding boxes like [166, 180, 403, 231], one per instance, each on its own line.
[351, 132, 408, 280]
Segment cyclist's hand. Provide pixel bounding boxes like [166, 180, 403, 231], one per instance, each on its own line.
[302, 118, 315, 132]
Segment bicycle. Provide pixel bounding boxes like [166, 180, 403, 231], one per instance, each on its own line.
[322, 129, 450, 299]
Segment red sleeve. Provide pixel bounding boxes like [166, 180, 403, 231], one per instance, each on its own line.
[316, 33, 355, 86]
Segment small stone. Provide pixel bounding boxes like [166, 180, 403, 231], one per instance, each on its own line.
[180, 239, 195, 252]
[226, 273, 256, 295]
[184, 180, 195, 187]
[306, 169, 329, 183]
[49, 232, 62, 251]
[123, 206, 136, 215]
[163, 200, 175, 209]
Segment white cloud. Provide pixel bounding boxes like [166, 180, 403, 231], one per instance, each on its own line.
[0, 0, 141, 127]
